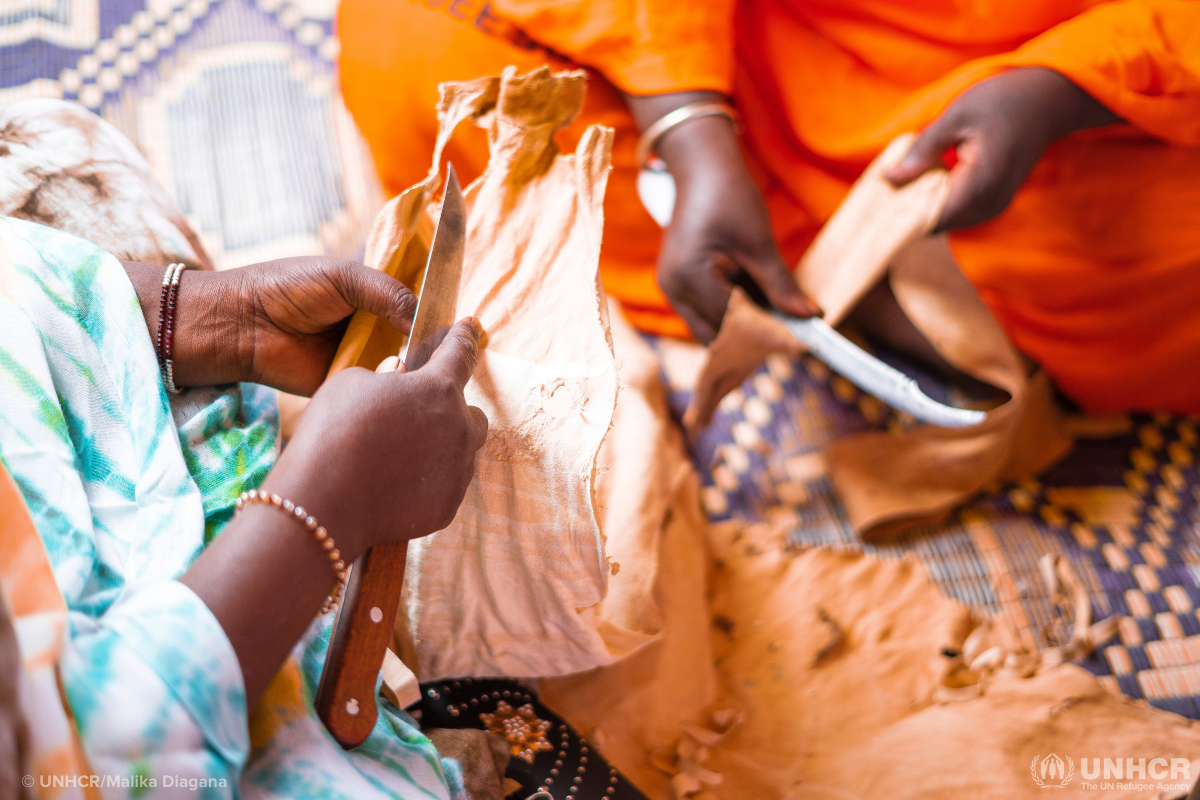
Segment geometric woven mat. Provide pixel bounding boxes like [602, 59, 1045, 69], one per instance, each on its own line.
[0, 0, 383, 270]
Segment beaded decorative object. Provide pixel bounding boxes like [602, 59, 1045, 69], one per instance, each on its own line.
[481, 700, 553, 763]
[235, 489, 347, 615]
[410, 677, 646, 800]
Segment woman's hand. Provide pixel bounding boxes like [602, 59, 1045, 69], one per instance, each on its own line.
[271, 317, 489, 549]
[626, 91, 820, 343]
[123, 256, 415, 395]
[885, 67, 1119, 231]
[181, 318, 488, 708]
[229, 257, 416, 395]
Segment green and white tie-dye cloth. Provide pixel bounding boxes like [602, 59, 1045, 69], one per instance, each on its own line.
[0, 217, 460, 800]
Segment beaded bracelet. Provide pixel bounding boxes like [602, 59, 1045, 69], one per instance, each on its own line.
[156, 262, 187, 394]
[235, 489, 348, 615]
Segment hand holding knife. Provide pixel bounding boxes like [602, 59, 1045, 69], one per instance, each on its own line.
[640, 172, 983, 428]
[316, 165, 468, 748]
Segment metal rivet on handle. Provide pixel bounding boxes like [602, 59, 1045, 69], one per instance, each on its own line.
[345, 698, 360, 716]
[369, 606, 383, 623]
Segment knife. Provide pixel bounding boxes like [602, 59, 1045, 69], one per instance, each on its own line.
[315, 165, 468, 749]
[637, 170, 983, 429]
[772, 312, 985, 428]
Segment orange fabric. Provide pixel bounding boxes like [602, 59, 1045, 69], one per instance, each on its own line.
[338, 0, 1200, 412]
[337, 0, 685, 338]
[492, 0, 737, 95]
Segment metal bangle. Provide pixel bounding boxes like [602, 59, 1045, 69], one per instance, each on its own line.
[634, 100, 742, 170]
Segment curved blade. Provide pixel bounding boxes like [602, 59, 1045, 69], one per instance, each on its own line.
[405, 165, 466, 371]
[774, 312, 986, 428]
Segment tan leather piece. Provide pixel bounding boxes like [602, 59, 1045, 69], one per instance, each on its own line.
[542, 502, 1200, 800]
[685, 135, 1072, 538]
[333, 67, 632, 680]
[698, 522, 1200, 800]
[590, 298, 697, 638]
[682, 288, 804, 434]
[329, 75, 499, 374]
[541, 304, 719, 800]
[404, 67, 621, 680]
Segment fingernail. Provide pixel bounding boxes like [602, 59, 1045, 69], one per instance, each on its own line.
[464, 316, 481, 335]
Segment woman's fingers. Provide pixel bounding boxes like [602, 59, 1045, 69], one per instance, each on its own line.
[741, 253, 821, 319]
[882, 110, 999, 232]
[375, 355, 402, 373]
[936, 137, 1005, 232]
[884, 113, 964, 188]
[467, 405, 489, 451]
[330, 261, 418, 334]
[885, 69, 1119, 235]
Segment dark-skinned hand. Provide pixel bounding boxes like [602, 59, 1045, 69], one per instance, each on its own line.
[885, 67, 1120, 231]
[626, 91, 820, 344]
[271, 317, 489, 549]
[123, 256, 417, 395]
[180, 317, 488, 707]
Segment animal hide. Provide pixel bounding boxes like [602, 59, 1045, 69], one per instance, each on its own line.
[331, 66, 634, 679]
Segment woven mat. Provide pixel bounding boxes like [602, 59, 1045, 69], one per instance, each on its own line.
[5, 0, 1198, 721]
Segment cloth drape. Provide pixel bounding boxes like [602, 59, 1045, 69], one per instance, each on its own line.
[0, 101, 461, 800]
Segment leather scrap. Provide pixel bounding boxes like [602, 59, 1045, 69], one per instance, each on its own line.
[330, 67, 628, 680]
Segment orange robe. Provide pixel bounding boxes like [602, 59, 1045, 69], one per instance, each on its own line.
[338, 0, 1200, 413]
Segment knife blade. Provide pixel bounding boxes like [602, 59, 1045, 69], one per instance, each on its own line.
[403, 166, 467, 371]
[772, 312, 985, 428]
[636, 169, 982, 429]
[315, 165, 468, 749]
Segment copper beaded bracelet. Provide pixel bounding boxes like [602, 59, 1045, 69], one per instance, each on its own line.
[235, 489, 348, 615]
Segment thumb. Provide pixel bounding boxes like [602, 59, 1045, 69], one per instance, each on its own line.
[884, 115, 962, 187]
[423, 317, 482, 392]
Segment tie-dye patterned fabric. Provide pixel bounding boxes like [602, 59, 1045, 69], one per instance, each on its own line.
[0, 216, 456, 799]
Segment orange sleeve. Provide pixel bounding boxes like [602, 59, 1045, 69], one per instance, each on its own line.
[1010, 0, 1200, 144]
[491, 0, 736, 95]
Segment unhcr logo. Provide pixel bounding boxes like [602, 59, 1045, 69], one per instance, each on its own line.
[1028, 754, 1193, 792]
[1031, 754, 1074, 788]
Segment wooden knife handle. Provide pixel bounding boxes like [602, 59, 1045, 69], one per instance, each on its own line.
[315, 541, 408, 749]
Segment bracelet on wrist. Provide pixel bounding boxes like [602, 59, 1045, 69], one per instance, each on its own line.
[156, 262, 187, 395]
[235, 489, 348, 616]
[635, 100, 742, 171]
